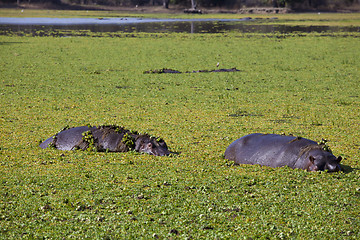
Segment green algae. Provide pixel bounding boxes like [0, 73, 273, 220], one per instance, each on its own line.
[121, 132, 135, 150]
[81, 130, 96, 152]
[0, 25, 359, 239]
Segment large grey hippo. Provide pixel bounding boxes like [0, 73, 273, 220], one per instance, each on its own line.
[224, 133, 342, 172]
[40, 125, 170, 156]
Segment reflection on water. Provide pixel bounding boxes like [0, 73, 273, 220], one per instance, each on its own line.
[1, 18, 359, 34]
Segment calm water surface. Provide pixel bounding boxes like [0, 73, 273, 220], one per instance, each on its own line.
[0, 17, 359, 34]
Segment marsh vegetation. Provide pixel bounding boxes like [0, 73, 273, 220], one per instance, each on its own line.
[0, 10, 359, 239]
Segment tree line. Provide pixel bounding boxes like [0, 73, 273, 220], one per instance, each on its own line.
[5, 0, 359, 10]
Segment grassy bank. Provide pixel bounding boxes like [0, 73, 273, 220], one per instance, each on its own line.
[0, 27, 360, 238]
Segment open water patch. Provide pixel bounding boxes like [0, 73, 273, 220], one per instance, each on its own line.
[0, 17, 255, 26]
[0, 17, 359, 34]
[0, 16, 253, 34]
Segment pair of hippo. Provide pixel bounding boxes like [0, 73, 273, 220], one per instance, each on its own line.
[40, 126, 342, 172]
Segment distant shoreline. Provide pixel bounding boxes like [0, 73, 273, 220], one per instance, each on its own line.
[1, 2, 359, 14]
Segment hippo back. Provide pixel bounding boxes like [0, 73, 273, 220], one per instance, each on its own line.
[39, 126, 94, 150]
[225, 133, 319, 169]
[91, 127, 130, 152]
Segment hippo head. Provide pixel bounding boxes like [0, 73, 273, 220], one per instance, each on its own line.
[135, 136, 170, 156]
[307, 150, 342, 172]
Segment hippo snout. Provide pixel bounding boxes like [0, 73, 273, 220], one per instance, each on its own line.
[325, 163, 342, 172]
[148, 144, 170, 156]
[135, 138, 170, 156]
[156, 149, 170, 156]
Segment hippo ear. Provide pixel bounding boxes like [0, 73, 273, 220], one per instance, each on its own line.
[309, 156, 315, 164]
[336, 156, 342, 163]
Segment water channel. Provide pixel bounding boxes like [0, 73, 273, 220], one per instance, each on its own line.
[1, 17, 359, 34]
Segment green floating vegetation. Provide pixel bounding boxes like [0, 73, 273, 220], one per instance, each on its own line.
[121, 132, 135, 150]
[0, 13, 359, 239]
[319, 138, 333, 153]
[81, 130, 97, 152]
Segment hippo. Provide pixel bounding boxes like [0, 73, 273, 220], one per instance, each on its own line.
[39, 125, 170, 156]
[224, 133, 342, 172]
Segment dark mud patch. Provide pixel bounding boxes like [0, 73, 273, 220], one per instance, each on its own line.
[144, 68, 240, 74]
[115, 86, 131, 89]
[228, 110, 263, 117]
[270, 119, 292, 124]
